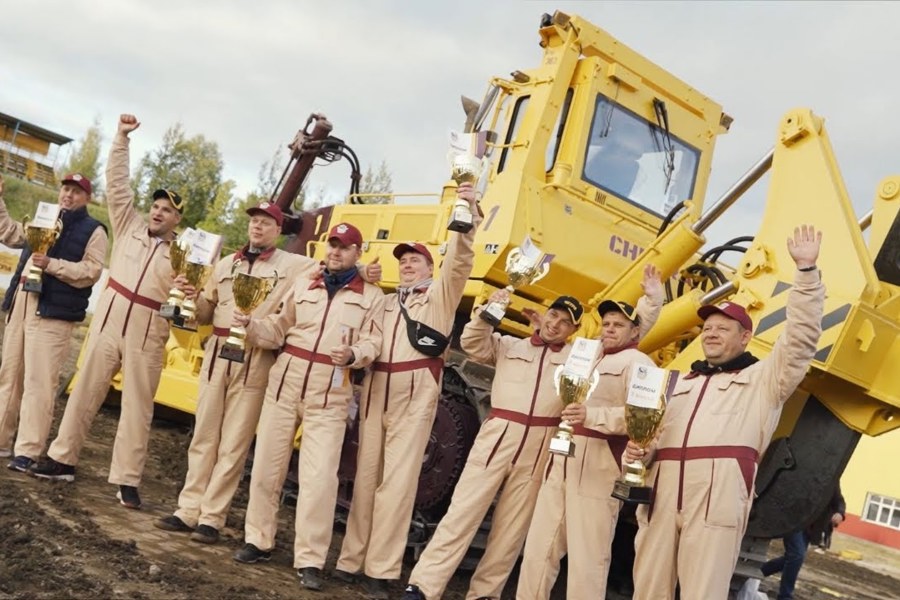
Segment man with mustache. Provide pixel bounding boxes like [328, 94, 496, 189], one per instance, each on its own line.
[31, 114, 184, 513]
[404, 293, 584, 600]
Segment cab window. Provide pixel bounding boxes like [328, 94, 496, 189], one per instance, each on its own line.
[582, 95, 699, 217]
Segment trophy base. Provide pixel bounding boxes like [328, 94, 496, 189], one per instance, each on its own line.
[218, 343, 245, 363]
[548, 436, 576, 457]
[22, 280, 42, 294]
[172, 316, 198, 332]
[479, 303, 505, 328]
[447, 219, 474, 234]
[159, 304, 181, 320]
[611, 480, 653, 504]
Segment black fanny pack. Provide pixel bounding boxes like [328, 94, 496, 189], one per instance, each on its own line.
[398, 301, 450, 358]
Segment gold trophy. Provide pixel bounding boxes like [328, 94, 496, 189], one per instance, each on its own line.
[612, 367, 673, 504]
[23, 219, 62, 293]
[480, 243, 551, 327]
[448, 153, 483, 233]
[175, 260, 215, 330]
[159, 238, 191, 320]
[219, 264, 278, 363]
[549, 365, 600, 457]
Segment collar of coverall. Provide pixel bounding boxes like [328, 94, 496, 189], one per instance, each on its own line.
[235, 244, 276, 263]
[603, 341, 639, 356]
[529, 331, 566, 353]
[686, 350, 759, 378]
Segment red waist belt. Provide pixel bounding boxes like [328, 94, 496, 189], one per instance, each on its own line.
[572, 425, 626, 441]
[373, 357, 443, 383]
[108, 277, 162, 311]
[488, 407, 559, 428]
[656, 445, 760, 494]
[213, 326, 231, 337]
[283, 344, 333, 365]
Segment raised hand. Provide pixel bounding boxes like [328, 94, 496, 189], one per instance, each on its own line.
[640, 264, 664, 303]
[362, 255, 382, 283]
[487, 288, 510, 306]
[118, 114, 141, 136]
[522, 307, 543, 331]
[787, 225, 822, 269]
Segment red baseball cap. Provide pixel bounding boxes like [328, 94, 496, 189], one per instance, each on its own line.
[328, 222, 363, 247]
[698, 301, 753, 331]
[392, 242, 433, 264]
[246, 201, 284, 227]
[61, 173, 92, 195]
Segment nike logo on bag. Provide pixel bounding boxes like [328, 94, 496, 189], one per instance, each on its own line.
[419, 337, 437, 346]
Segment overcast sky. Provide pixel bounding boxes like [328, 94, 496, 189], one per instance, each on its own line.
[3, 0, 899, 246]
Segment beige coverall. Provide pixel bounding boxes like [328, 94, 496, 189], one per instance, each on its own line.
[408, 317, 569, 600]
[173, 247, 316, 530]
[516, 347, 653, 600]
[632, 269, 825, 600]
[0, 202, 106, 459]
[242, 274, 384, 569]
[337, 228, 477, 580]
[517, 296, 661, 600]
[47, 132, 179, 487]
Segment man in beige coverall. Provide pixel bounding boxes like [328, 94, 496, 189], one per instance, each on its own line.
[153, 202, 317, 544]
[31, 114, 184, 512]
[627, 225, 825, 600]
[404, 293, 586, 600]
[336, 183, 480, 599]
[0, 174, 107, 470]
[232, 222, 385, 594]
[517, 267, 663, 600]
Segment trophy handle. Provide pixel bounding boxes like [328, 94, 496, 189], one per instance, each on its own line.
[505, 247, 522, 271]
[231, 258, 244, 276]
[54, 218, 63, 240]
[531, 257, 551, 284]
[587, 369, 600, 396]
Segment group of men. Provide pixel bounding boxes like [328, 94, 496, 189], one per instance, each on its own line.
[0, 111, 828, 600]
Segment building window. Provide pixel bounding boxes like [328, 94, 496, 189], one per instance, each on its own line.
[863, 493, 900, 530]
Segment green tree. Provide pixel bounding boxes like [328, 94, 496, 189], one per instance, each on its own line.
[59, 116, 104, 195]
[357, 160, 392, 204]
[132, 123, 224, 227]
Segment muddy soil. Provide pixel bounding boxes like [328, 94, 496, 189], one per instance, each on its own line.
[0, 324, 898, 600]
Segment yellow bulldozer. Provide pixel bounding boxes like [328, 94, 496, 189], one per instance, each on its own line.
[77, 9, 900, 590]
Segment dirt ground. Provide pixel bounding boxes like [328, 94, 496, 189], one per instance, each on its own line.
[1, 324, 899, 600]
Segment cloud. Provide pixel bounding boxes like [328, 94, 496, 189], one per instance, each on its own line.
[2, 0, 899, 247]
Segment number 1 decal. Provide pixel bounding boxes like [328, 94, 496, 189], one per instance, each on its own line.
[483, 205, 500, 231]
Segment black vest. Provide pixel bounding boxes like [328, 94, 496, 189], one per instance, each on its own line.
[3, 207, 105, 322]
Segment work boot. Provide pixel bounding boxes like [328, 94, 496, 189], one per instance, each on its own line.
[29, 458, 76, 482]
[116, 485, 142, 509]
[7, 456, 35, 473]
[363, 577, 389, 600]
[403, 585, 426, 600]
[154, 515, 193, 532]
[190, 524, 219, 544]
[333, 569, 361, 584]
[297, 567, 323, 591]
[233, 543, 272, 564]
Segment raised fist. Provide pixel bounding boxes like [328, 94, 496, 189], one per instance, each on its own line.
[118, 114, 141, 136]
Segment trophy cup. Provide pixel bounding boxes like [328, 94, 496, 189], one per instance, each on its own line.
[612, 365, 672, 504]
[219, 264, 278, 363]
[448, 154, 484, 233]
[447, 130, 487, 233]
[159, 237, 191, 320]
[549, 365, 600, 457]
[23, 221, 62, 293]
[175, 260, 215, 330]
[480, 241, 551, 327]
